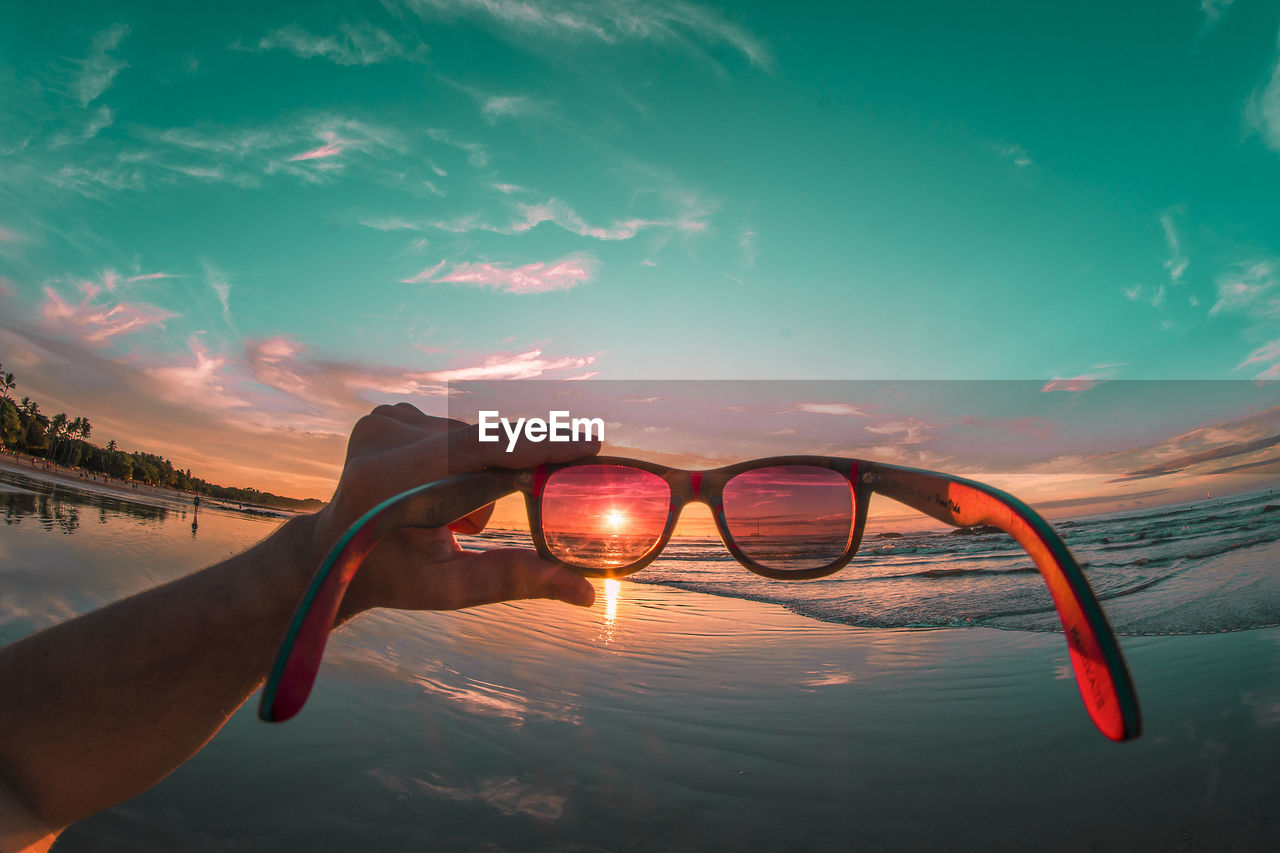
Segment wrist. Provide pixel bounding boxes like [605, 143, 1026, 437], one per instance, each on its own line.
[250, 513, 325, 623]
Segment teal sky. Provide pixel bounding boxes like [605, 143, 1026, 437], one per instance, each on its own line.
[3, 0, 1280, 495]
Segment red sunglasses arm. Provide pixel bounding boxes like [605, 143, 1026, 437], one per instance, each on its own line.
[258, 470, 525, 723]
[861, 462, 1141, 742]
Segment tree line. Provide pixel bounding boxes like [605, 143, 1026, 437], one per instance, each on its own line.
[0, 361, 323, 511]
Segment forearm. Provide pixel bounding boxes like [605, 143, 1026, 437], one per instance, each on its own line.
[0, 513, 319, 831]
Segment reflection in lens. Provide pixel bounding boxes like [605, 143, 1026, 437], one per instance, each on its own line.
[541, 465, 670, 569]
[723, 465, 853, 571]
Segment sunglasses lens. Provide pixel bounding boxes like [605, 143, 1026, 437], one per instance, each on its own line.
[722, 465, 854, 571]
[541, 465, 671, 570]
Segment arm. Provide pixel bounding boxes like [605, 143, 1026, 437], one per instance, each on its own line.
[0, 405, 598, 847]
[862, 461, 1141, 742]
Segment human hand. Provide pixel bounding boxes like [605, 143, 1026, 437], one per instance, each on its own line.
[302, 403, 599, 618]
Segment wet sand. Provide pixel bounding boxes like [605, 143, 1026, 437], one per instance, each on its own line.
[57, 581, 1280, 851]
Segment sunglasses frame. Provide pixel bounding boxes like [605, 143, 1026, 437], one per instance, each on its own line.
[526, 455, 872, 580]
[260, 456, 1142, 743]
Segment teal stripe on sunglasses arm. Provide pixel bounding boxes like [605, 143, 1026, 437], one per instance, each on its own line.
[259, 457, 1140, 742]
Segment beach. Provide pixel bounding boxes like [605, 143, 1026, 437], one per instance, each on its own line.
[55, 589, 1280, 851]
[0, 453, 297, 517]
[1, 466, 1276, 850]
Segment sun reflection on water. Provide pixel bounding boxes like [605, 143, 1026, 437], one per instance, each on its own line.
[596, 578, 621, 645]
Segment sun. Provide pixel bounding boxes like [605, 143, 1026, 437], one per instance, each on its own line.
[604, 509, 628, 531]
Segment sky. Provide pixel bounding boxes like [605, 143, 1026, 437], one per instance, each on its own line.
[2, 0, 1280, 502]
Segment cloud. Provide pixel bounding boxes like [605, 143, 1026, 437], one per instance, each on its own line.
[793, 402, 871, 417]
[249, 23, 420, 65]
[1119, 429, 1280, 480]
[1123, 282, 1165, 308]
[425, 348, 596, 381]
[1159, 208, 1188, 285]
[72, 24, 130, 107]
[993, 142, 1034, 168]
[202, 261, 233, 321]
[493, 183, 526, 194]
[481, 95, 539, 122]
[403, 196, 711, 241]
[1124, 209, 1189, 310]
[407, 255, 597, 293]
[0, 324, 347, 498]
[864, 416, 937, 444]
[149, 115, 401, 186]
[39, 286, 176, 344]
[507, 198, 707, 240]
[426, 129, 489, 167]
[241, 337, 598, 412]
[46, 164, 146, 197]
[289, 139, 346, 161]
[144, 339, 243, 408]
[362, 217, 421, 231]
[1249, 31, 1280, 153]
[1238, 339, 1280, 378]
[398, 0, 772, 71]
[83, 105, 114, 139]
[1211, 259, 1279, 318]
[1201, 0, 1235, 30]
[401, 259, 446, 283]
[1041, 377, 1100, 393]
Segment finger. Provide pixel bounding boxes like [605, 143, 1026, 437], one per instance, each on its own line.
[435, 549, 596, 609]
[446, 421, 601, 473]
[447, 502, 495, 535]
[346, 411, 423, 461]
[371, 403, 467, 434]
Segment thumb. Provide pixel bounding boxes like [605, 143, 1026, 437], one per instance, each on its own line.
[444, 548, 596, 609]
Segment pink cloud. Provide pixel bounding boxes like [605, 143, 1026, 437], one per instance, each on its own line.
[421, 255, 596, 293]
[0, 225, 26, 242]
[401, 259, 446, 284]
[241, 338, 598, 409]
[794, 402, 871, 417]
[1237, 339, 1280, 379]
[145, 340, 245, 408]
[40, 287, 176, 343]
[127, 272, 177, 282]
[424, 349, 596, 381]
[1041, 377, 1099, 393]
[289, 141, 345, 161]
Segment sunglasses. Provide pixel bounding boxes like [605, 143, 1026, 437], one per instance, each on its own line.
[260, 456, 1142, 742]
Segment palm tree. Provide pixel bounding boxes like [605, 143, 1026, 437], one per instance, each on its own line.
[0, 371, 14, 402]
[48, 413, 67, 463]
[106, 439, 117, 452]
[64, 417, 85, 465]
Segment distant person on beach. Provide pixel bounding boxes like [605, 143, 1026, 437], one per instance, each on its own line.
[0, 405, 599, 853]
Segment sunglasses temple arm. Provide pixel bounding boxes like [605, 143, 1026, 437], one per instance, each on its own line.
[258, 470, 525, 723]
[861, 462, 1141, 742]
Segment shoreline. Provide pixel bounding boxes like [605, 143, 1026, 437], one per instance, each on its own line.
[0, 452, 304, 518]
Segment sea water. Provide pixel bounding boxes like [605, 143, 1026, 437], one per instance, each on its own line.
[471, 489, 1280, 637]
